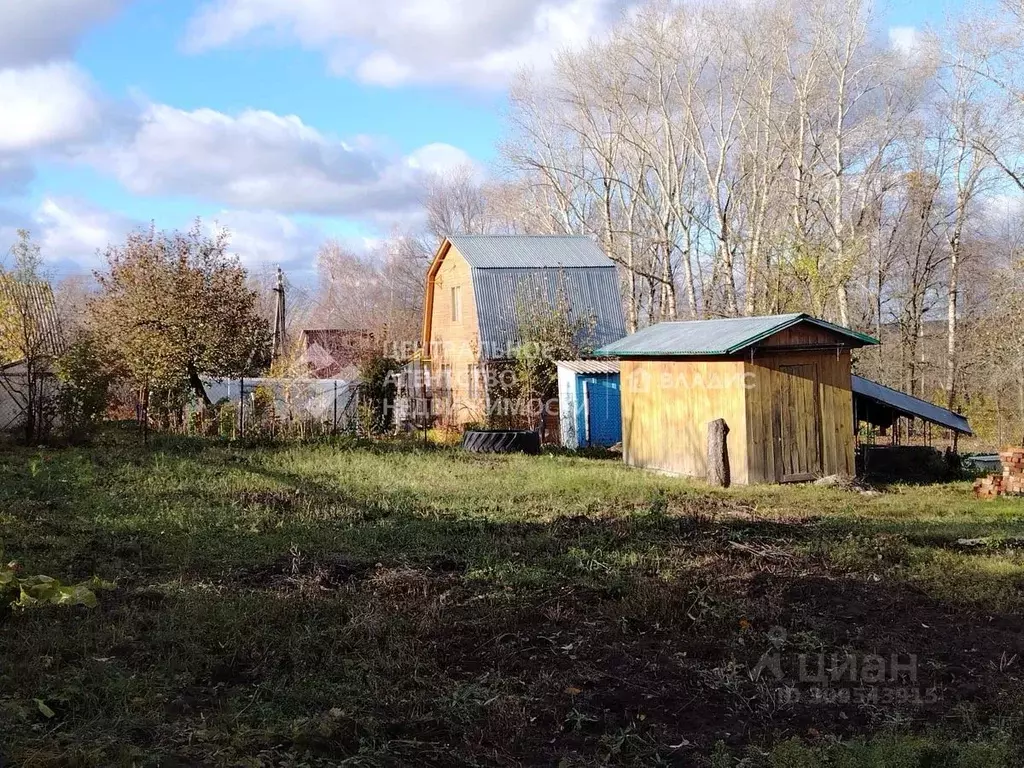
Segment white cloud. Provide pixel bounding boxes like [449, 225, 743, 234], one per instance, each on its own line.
[33, 197, 137, 267]
[406, 143, 477, 176]
[0, 0, 127, 68]
[185, 0, 633, 87]
[0, 198, 336, 277]
[209, 209, 325, 271]
[84, 103, 473, 217]
[889, 26, 922, 58]
[0, 63, 103, 153]
[0, 197, 137, 274]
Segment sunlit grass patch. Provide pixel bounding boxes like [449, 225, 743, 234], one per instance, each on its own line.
[2, 432, 1024, 765]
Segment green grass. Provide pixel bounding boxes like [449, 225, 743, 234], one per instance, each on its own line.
[2, 431, 1024, 766]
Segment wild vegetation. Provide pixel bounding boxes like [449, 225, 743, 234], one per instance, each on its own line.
[2, 431, 1023, 766]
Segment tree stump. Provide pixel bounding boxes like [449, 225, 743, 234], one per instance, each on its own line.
[707, 418, 730, 488]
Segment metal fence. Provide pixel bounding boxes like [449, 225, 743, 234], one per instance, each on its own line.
[202, 377, 360, 436]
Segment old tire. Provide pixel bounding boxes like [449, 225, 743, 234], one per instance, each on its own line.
[462, 429, 541, 455]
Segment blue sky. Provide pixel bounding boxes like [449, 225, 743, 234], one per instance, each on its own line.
[0, 0, 965, 279]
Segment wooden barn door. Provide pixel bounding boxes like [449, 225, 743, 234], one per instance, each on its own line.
[772, 363, 823, 482]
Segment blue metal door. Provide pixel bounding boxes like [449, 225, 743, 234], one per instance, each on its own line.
[576, 374, 622, 447]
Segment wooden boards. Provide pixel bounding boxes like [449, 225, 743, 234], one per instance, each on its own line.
[619, 358, 749, 484]
[744, 350, 854, 483]
[774, 363, 822, 482]
[426, 245, 485, 426]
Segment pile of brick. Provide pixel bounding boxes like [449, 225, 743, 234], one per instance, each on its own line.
[974, 448, 1024, 499]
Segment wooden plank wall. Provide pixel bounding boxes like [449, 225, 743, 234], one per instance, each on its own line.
[744, 350, 854, 483]
[620, 359, 750, 484]
[428, 246, 485, 426]
[758, 325, 846, 348]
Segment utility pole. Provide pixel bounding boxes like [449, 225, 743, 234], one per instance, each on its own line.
[272, 266, 286, 364]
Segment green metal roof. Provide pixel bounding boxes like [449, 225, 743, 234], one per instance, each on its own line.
[594, 313, 878, 357]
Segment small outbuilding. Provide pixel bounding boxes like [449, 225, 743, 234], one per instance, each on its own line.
[556, 360, 622, 449]
[0, 277, 65, 440]
[595, 313, 878, 484]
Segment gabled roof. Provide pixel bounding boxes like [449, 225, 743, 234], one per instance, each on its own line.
[423, 236, 626, 360]
[595, 313, 877, 357]
[852, 375, 972, 435]
[447, 235, 615, 269]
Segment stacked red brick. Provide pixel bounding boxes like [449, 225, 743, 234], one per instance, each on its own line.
[974, 448, 1024, 499]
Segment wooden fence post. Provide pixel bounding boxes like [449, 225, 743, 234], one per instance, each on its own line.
[707, 418, 730, 488]
[238, 377, 244, 440]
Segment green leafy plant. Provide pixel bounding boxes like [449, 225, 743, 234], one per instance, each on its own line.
[55, 332, 114, 444]
[247, 384, 277, 439]
[1, 549, 112, 611]
[89, 223, 271, 411]
[358, 353, 401, 436]
[217, 398, 237, 439]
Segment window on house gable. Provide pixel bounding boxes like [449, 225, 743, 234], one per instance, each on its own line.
[451, 285, 462, 323]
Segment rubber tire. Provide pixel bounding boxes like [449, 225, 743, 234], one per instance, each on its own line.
[462, 429, 541, 455]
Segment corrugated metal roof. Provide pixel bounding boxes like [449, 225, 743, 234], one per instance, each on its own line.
[556, 360, 621, 375]
[0, 277, 65, 361]
[449, 235, 615, 269]
[595, 313, 877, 357]
[852, 375, 972, 435]
[473, 267, 626, 359]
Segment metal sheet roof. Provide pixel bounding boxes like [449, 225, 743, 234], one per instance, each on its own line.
[449, 235, 615, 269]
[556, 360, 621, 375]
[852, 375, 973, 435]
[473, 267, 626, 359]
[595, 313, 877, 357]
[0, 277, 65, 361]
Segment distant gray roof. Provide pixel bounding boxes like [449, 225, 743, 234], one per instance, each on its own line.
[852, 375, 972, 435]
[595, 313, 877, 357]
[449, 235, 615, 269]
[556, 360, 621, 375]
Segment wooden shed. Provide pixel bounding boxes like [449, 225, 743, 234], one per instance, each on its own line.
[595, 314, 878, 485]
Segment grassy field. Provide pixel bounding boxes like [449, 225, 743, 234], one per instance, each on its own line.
[2, 431, 1024, 766]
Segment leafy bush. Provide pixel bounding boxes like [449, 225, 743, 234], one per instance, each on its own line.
[247, 384, 277, 439]
[55, 334, 113, 444]
[251, 385, 275, 422]
[506, 275, 595, 436]
[358, 353, 401, 436]
[217, 398, 237, 439]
